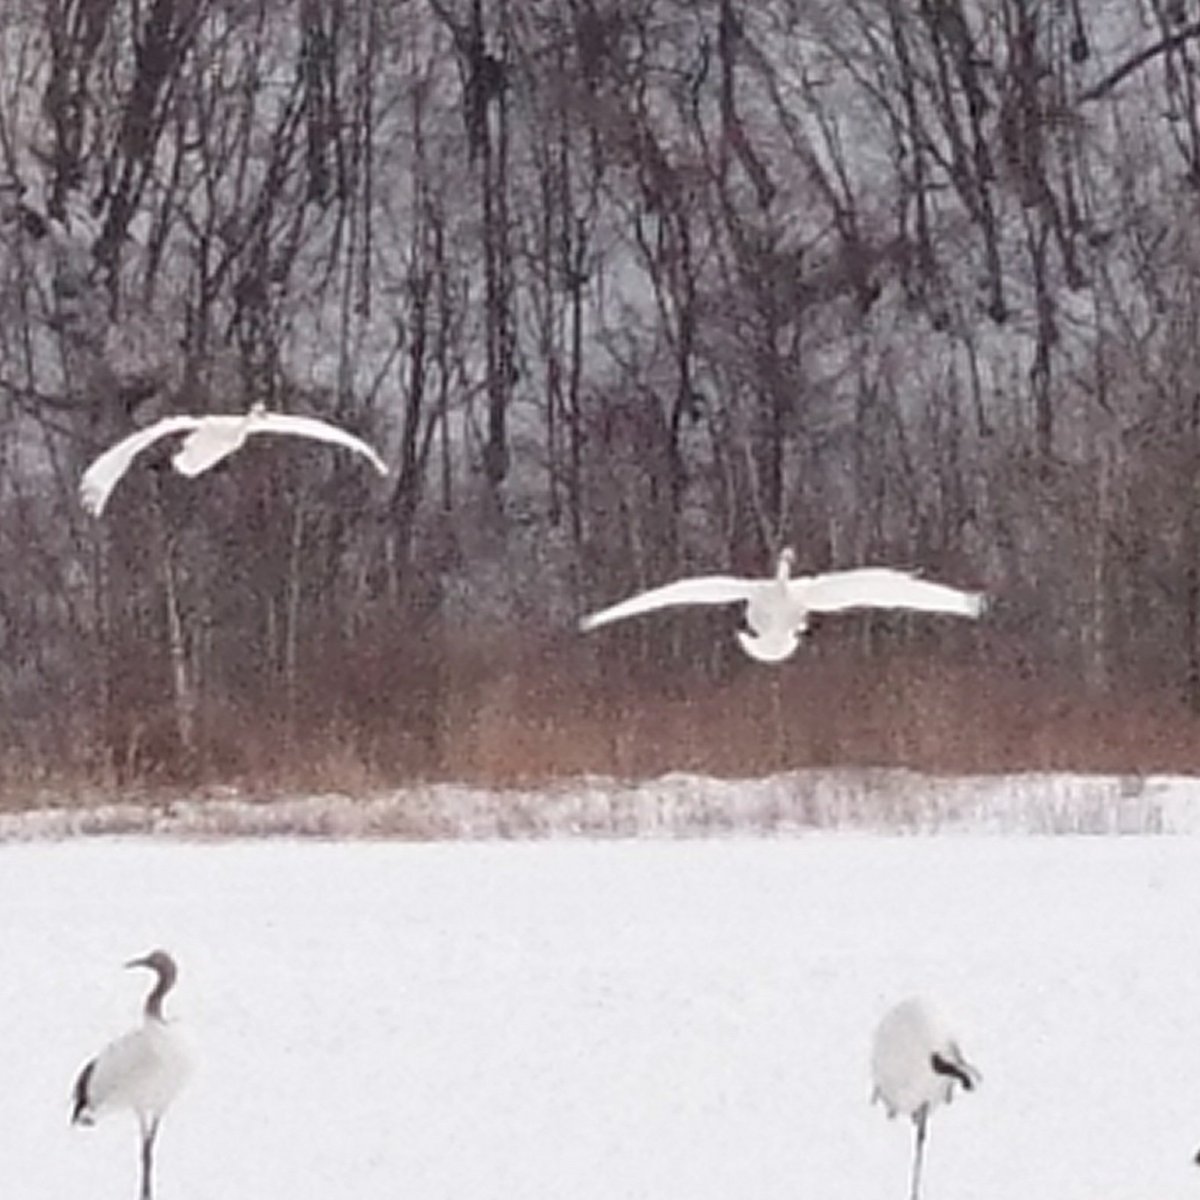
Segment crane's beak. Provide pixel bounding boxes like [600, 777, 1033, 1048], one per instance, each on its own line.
[124, 954, 153, 971]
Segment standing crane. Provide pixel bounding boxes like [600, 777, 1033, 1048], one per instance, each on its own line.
[871, 997, 980, 1200]
[72, 951, 192, 1200]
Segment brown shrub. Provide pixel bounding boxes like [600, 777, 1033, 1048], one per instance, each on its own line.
[5, 618, 1200, 802]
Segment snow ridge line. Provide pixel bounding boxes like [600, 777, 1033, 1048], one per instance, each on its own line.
[0, 770, 1189, 841]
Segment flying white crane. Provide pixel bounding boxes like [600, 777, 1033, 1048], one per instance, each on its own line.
[72, 951, 192, 1200]
[578, 548, 985, 662]
[80, 402, 389, 516]
[871, 997, 980, 1200]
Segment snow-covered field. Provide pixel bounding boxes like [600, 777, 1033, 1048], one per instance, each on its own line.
[5, 829, 1200, 1199]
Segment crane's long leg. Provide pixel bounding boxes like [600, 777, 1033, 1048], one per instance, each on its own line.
[139, 1116, 160, 1200]
[909, 1107, 929, 1200]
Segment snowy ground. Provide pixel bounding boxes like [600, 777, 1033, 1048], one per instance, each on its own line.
[5, 832, 1200, 1199]
[4, 768, 1195, 839]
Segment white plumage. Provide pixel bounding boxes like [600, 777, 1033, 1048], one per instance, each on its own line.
[871, 997, 980, 1200]
[80, 402, 388, 516]
[73, 951, 192, 1200]
[579, 548, 985, 662]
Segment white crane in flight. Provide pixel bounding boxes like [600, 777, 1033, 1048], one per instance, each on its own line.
[80, 402, 388, 516]
[579, 548, 985, 662]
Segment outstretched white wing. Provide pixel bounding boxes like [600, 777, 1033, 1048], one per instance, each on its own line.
[248, 413, 388, 475]
[795, 568, 984, 617]
[80, 416, 202, 516]
[580, 576, 761, 632]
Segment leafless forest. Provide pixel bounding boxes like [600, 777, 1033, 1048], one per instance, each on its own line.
[3, 0, 1200, 794]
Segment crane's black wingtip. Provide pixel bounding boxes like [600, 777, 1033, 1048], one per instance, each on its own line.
[71, 1060, 95, 1125]
[930, 1052, 976, 1090]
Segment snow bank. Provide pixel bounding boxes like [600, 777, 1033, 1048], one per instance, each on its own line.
[2, 769, 1196, 841]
